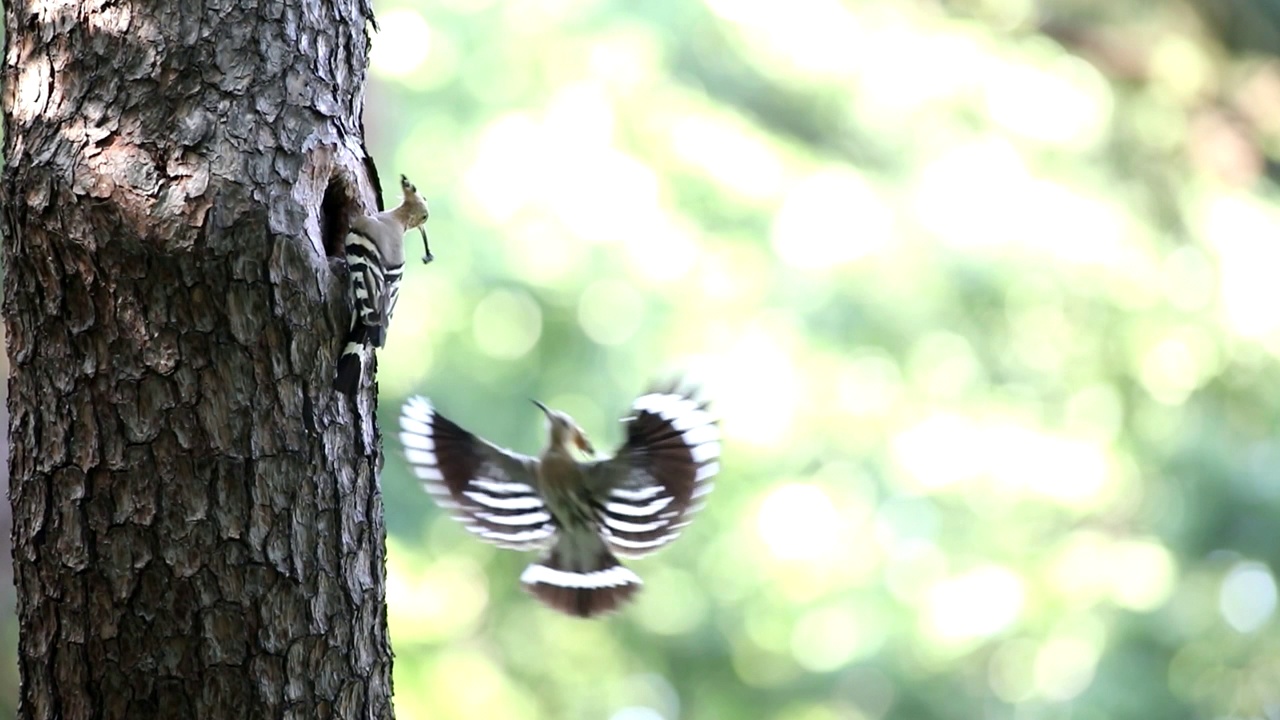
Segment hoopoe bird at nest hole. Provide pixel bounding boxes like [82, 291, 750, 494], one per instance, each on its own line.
[334, 174, 432, 396]
[398, 383, 721, 618]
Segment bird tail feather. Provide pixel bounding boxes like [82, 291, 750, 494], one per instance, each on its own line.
[520, 533, 642, 618]
[333, 340, 366, 396]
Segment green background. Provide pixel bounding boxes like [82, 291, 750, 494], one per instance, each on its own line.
[9, 0, 1280, 718]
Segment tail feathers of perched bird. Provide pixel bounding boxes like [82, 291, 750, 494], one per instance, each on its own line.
[334, 175, 429, 396]
[333, 327, 375, 396]
[333, 352, 363, 396]
[397, 382, 720, 618]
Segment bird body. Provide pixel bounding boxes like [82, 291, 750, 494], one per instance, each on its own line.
[334, 175, 430, 395]
[537, 453, 589, 519]
[398, 384, 720, 617]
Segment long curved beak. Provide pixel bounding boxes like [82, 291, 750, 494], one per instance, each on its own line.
[530, 399, 551, 416]
[418, 226, 433, 264]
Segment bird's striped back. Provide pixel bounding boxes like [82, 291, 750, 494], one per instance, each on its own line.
[334, 227, 406, 395]
[344, 229, 404, 335]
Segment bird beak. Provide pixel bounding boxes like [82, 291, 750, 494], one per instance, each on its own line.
[530, 399, 551, 416]
[418, 226, 433, 264]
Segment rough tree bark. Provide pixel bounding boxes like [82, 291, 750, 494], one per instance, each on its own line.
[3, 1, 397, 718]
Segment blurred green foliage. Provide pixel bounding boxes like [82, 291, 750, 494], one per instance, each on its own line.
[366, 0, 1280, 718]
[3, 0, 1280, 718]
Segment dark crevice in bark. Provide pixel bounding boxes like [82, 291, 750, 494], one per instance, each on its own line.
[321, 171, 364, 260]
[359, 127, 385, 214]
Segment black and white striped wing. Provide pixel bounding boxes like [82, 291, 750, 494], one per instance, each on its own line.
[399, 396, 557, 550]
[344, 229, 389, 346]
[585, 384, 720, 558]
[383, 263, 404, 327]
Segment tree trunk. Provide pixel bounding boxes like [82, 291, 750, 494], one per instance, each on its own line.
[3, 2, 396, 718]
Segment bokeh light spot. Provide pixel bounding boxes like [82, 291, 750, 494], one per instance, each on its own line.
[1136, 327, 1218, 406]
[617, 673, 681, 720]
[1108, 539, 1176, 611]
[1203, 194, 1280, 339]
[757, 484, 841, 562]
[926, 566, 1024, 641]
[670, 114, 785, 201]
[914, 139, 1127, 265]
[1046, 531, 1113, 606]
[1063, 384, 1125, 442]
[424, 648, 534, 720]
[704, 0, 865, 77]
[891, 413, 983, 491]
[506, 218, 584, 286]
[1033, 617, 1105, 701]
[836, 351, 904, 419]
[386, 545, 489, 645]
[1219, 561, 1277, 633]
[472, 288, 543, 359]
[370, 10, 433, 78]
[790, 604, 881, 672]
[578, 279, 645, 346]
[913, 138, 1028, 248]
[991, 429, 1111, 508]
[544, 82, 616, 151]
[894, 414, 1113, 507]
[625, 216, 700, 284]
[557, 148, 662, 245]
[465, 114, 541, 221]
[983, 55, 1110, 148]
[906, 332, 981, 400]
[882, 539, 947, 605]
[712, 325, 800, 445]
[771, 169, 894, 270]
[1162, 245, 1216, 312]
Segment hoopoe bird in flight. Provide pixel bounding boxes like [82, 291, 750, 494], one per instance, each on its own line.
[334, 175, 432, 396]
[398, 383, 720, 617]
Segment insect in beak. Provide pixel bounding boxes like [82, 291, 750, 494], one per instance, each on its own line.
[574, 430, 595, 456]
[419, 226, 433, 264]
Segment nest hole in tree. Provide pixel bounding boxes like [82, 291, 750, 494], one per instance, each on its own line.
[321, 171, 361, 259]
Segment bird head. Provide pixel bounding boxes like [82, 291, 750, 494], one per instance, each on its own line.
[532, 399, 596, 456]
[396, 174, 432, 262]
[398, 174, 430, 228]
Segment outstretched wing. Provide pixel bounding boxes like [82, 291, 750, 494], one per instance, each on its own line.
[583, 383, 720, 558]
[399, 396, 557, 550]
